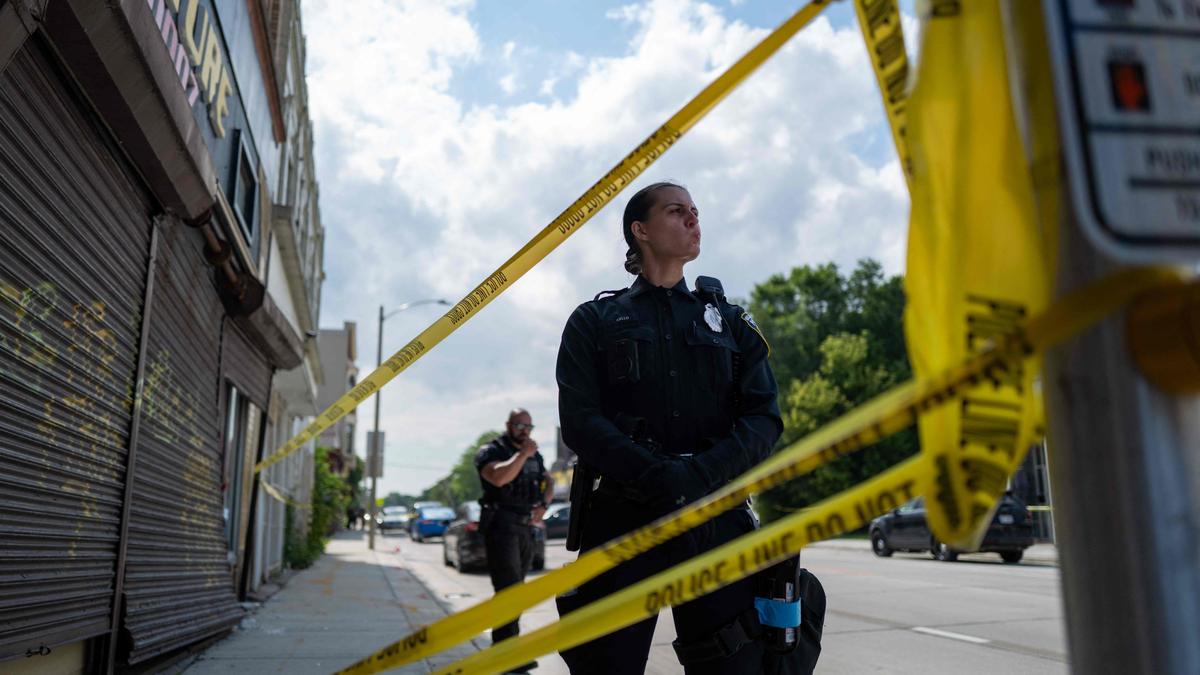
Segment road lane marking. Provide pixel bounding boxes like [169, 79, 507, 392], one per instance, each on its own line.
[912, 626, 991, 644]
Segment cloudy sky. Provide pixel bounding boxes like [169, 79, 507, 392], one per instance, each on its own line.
[303, 0, 916, 497]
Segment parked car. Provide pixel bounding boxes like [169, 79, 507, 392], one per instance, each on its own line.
[409, 505, 456, 542]
[542, 503, 570, 540]
[379, 509, 410, 532]
[443, 502, 546, 573]
[868, 494, 1035, 563]
[406, 502, 446, 538]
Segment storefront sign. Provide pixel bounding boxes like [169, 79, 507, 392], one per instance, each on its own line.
[141, 0, 263, 252]
[146, 0, 233, 139]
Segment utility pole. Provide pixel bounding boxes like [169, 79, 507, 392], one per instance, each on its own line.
[1005, 3, 1200, 673]
[369, 305, 383, 552]
[368, 299, 449, 551]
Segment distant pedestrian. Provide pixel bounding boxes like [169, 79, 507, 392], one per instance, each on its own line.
[346, 505, 357, 530]
[475, 409, 553, 673]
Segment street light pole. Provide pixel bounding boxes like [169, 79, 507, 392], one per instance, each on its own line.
[368, 298, 450, 551]
[368, 305, 383, 552]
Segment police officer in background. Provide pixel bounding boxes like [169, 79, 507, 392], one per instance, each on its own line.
[475, 408, 553, 673]
[555, 181, 783, 674]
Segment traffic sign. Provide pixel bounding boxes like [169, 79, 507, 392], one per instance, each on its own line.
[366, 431, 384, 478]
[1044, 0, 1200, 261]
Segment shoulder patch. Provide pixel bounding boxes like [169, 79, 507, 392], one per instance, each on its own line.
[741, 311, 770, 355]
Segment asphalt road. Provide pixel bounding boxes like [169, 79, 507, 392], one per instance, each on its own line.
[380, 530, 1068, 674]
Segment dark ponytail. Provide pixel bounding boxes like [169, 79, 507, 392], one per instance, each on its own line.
[624, 247, 643, 275]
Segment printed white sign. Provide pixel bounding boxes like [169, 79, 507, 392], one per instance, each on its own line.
[1044, 0, 1200, 260]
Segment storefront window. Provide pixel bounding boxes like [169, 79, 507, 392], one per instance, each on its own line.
[223, 384, 263, 556]
[231, 131, 259, 259]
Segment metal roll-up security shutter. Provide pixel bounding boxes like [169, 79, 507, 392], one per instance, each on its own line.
[122, 222, 243, 665]
[223, 323, 272, 407]
[0, 42, 152, 659]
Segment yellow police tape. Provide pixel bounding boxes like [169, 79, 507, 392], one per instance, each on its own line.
[253, 0, 835, 476]
[335, 267, 1183, 675]
[260, 479, 309, 511]
[901, 0, 1055, 553]
[438, 458, 930, 675]
[853, 0, 911, 186]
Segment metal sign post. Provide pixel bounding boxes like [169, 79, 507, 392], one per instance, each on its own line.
[366, 430, 383, 550]
[1005, 3, 1200, 672]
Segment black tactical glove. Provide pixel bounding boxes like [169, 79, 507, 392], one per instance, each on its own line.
[633, 455, 715, 511]
[689, 444, 745, 492]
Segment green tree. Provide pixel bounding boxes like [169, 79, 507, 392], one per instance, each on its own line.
[744, 259, 907, 388]
[746, 260, 917, 522]
[382, 492, 418, 508]
[419, 430, 501, 507]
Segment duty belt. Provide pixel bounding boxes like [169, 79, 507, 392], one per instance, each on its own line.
[481, 503, 534, 525]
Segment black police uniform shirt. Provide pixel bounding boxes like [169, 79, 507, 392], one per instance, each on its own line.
[556, 275, 782, 493]
[474, 435, 547, 515]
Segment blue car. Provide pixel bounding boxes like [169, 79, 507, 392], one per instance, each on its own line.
[410, 506, 456, 542]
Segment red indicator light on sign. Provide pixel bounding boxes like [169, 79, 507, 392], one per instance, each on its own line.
[1109, 59, 1151, 112]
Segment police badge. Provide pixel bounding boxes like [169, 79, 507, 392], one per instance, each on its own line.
[704, 303, 723, 332]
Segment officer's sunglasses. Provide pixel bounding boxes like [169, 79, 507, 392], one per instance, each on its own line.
[511, 422, 534, 431]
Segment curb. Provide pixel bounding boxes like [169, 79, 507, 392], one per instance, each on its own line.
[807, 538, 1059, 564]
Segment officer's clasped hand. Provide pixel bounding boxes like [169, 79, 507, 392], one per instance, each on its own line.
[634, 455, 712, 511]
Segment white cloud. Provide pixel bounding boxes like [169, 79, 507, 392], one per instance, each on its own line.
[304, 0, 911, 495]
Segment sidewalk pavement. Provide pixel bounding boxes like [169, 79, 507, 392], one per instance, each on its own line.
[181, 532, 1058, 674]
[181, 530, 482, 674]
[808, 537, 1059, 564]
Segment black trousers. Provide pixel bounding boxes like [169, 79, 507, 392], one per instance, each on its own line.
[557, 491, 762, 674]
[482, 510, 535, 644]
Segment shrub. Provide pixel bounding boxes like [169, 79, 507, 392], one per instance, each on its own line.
[284, 446, 348, 569]
[284, 503, 317, 569]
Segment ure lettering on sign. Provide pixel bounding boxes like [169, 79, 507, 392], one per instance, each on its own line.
[150, 0, 233, 136]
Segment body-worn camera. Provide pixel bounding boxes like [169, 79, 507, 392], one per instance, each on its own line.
[606, 337, 641, 384]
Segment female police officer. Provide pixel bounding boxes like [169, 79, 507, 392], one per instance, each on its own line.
[555, 181, 783, 674]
